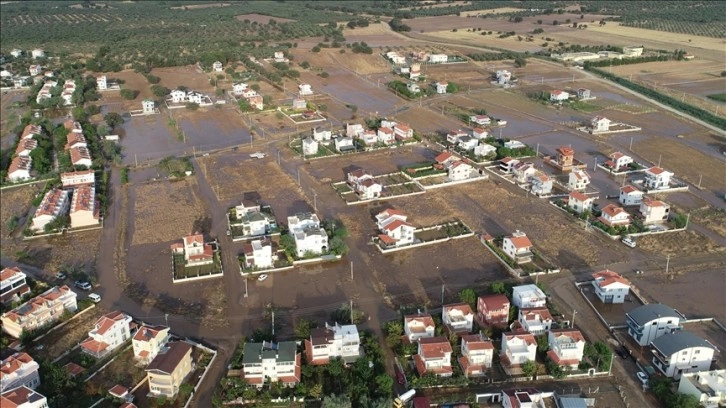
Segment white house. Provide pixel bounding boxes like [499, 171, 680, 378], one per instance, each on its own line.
[446, 130, 468, 144]
[619, 185, 644, 206]
[503, 140, 525, 150]
[393, 124, 413, 141]
[501, 330, 537, 369]
[14, 139, 37, 157]
[31, 49, 45, 59]
[69, 185, 100, 229]
[186, 91, 204, 104]
[644, 166, 674, 190]
[591, 116, 611, 132]
[96, 75, 107, 90]
[232, 83, 248, 95]
[447, 161, 473, 182]
[169, 89, 187, 103]
[170, 233, 214, 266]
[511, 284, 546, 309]
[499, 157, 519, 173]
[512, 162, 536, 184]
[312, 127, 332, 142]
[142, 99, 155, 114]
[0, 353, 40, 391]
[626, 304, 683, 346]
[472, 127, 489, 139]
[334, 136, 355, 152]
[287, 213, 328, 257]
[0, 267, 30, 306]
[298, 83, 313, 96]
[414, 337, 453, 377]
[274, 51, 287, 62]
[651, 332, 715, 379]
[302, 137, 319, 156]
[434, 82, 448, 94]
[591, 270, 631, 304]
[345, 123, 364, 138]
[567, 191, 594, 214]
[496, 70, 511, 85]
[406, 82, 420, 93]
[442, 303, 474, 334]
[376, 127, 395, 145]
[242, 341, 300, 388]
[640, 198, 670, 224]
[80, 311, 133, 358]
[501, 389, 546, 408]
[28, 65, 42, 77]
[529, 173, 553, 196]
[0, 386, 48, 408]
[457, 135, 478, 151]
[502, 230, 533, 264]
[606, 152, 632, 170]
[404, 314, 435, 343]
[358, 130, 377, 146]
[550, 90, 570, 102]
[242, 239, 276, 269]
[518, 307, 554, 335]
[428, 54, 448, 63]
[376, 208, 415, 247]
[568, 169, 590, 190]
[355, 177, 382, 200]
[31, 188, 70, 232]
[0, 286, 77, 338]
[577, 88, 591, 99]
[10, 49, 22, 58]
[474, 143, 496, 158]
[598, 204, 631, 227]
[60, 80, 76, 106]
[305, 322, 361, 365]
[132, 325, 170, 364]
[470, 115, 491, 126]
[547, 329, 586, 369]
[678, 370, 726, 407]
[212, 61, 223, 72]
[623, 46, 644, 57]
[458, 334, 494, 378]
[409, 63, 421, 79]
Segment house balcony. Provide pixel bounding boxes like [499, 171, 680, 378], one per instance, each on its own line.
[513, 251, 533, 264]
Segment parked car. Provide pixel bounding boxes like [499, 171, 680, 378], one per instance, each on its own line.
[88, 293, 101, 303]
[622, 237, 636, 248]
[617, 347, 629, 359]
[257, 274, 268, 282]
[74, 280, 92, 291]
[637, 371, 649, 387]
[55, 272, 67, 280]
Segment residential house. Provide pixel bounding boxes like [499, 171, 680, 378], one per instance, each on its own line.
[500, 330, 537, 369]
[186, 91, 205, 105]
[31, 49, 45, 58]
[651, 332, 715, 379]
[512, 162, 536, 183]
[28, 65, 42, 77]
[69, 146, 92, 168]
[142, 99, 155, 113]
[0, 386, 48, 408]
[577, 88, 591, 99]
[590, 116, 611, 133]
[388, 53, 406, 65]
[13, 77, 29, 88]
[677, 369, 726, 407]
[393, 124, 413, 141]
[547, 329, 586, 369]
[302, 137, 319, 155]
[169, 89, 186, 103]
[376, 208, 415, 247]
[458, 333, 494, 378]
[406, 82, 420, 93]
[447, 161, 473, 182]
[626, 304, 683, 346]
[477, 294, 510, 328]
[529, 173, 553, 196]
[598, 204, 631, 227]
[1, 267, 31, 305]
[511, 284, 546, 309]
[347, 168, 382, 200]
[287, 213, 328, 257]
[31, 188, 70, 231]
[414, 337, 453, 377]
[428, 54, 448, 63]
[65, 132, 87, 150]
[644, 166, 674, 190]
[96, 75, 107, 90]
[61, 170, 94, 188]
[442, 303, 474, 334]
[495, 70, 512, 85]
[63, 119, 83, 135]
[472, 127, 489, 139]
[232, 83, 248, 95]
[233, 201, 275, 237]
[242, 239, 276, 269]
[69, 185, 100, 229]
[0, 286, 78, 338]
[60, 80, 75, 105]
[360, 130, 378, 146]
[499, 157, 520, 173]
[304, 322, 361, 365]
[212, 61, 223, 72]
[640, 198, 670, 224]
[10, 49, 22, 58]
[567, 191, 594, 214]
[474, 143, 496, 158]
[170, 233, 214, 266]
[21, 124, 43, 139]
[623, 46, 644, 57]
[518, 307, 554, 335]
[273, 51, 287, 62]
[434, 82, 448, 94]
[446, 130, 468, 144]
[312, 127, 332, 142]
[502, 230, 534, 264]
[246, 94, 264, 110]
[434, 151, 459, 167]
[80, 311, 133, 358]
[298, 83, 313, 96]
[404, 314, 436, 342]
[550, 90, 570, 102]
[457, 136, 478, 151]
[291, 97, 307, 111]
[132, 325, 170, 364]
[146, 341, 194, 398]
[334, 136, 355, 152]
[591, 270, 631, 304]
[555, 146, 575, 169]
[0, 353, 40, 391]
[345, 123, 364, 138]
[470, 115, 491, 126]
[568, 169, 590, 191]
[409, 63, 421, 79]
[35, 80, 57, 104]
[241, 341, 301, 388]
[619, 185, 644, 206]
[606, 152, 633, 171]
[376, 127, 395, 145]
[503, 140, 525, 149]
[501, 389, 545, 408]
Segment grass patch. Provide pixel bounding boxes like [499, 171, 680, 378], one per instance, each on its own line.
[568, 100, 606, 112]
[706, 93, 726, 102]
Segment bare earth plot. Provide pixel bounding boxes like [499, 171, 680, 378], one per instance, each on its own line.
[636, 230, 723, 256]
[100, 70, 152, 108]
[119, 114, 184, 165]
[152, 65, 215, 94]
[0, 184, 39, 238]
[33, 306, 106, 361]
[342, 23, 418, 48]
[305, 146, 437, 182]
[393, 106, 467, 135]
[636, 268, 726, 321]
[175, 107, 253, 150]
[235, 13, 295, 23]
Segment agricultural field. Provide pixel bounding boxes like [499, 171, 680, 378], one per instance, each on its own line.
[235, 13, 295, 24]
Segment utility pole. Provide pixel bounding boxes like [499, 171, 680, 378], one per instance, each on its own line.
[312, 189, 317, 211]
[134, 154, 138, 167]
[165, 313, 169, 328]
[665, 254, 670, 276]
[193, 146, 196, 158]
[349, 299, 353, 324]
[350, 261, 353, 280]
[536, 144, 540, 157]
[608, 351, 614, 375]
[297, 168, 300, 185]
[685, 213, 690, 229]
[244, 277, 248, 298]
[441, 283, 445, 306]
[657, 154, 662, 167]
[571, 309, 577, 328]
[277, 150, 281, 165]
[629, 137, 633, 151]
[697, 175, 702, 189]
[271, 309, 275, 336]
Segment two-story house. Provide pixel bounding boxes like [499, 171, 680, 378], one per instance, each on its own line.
[0, 353, 40, 391]
[442, 303, 474, 334]
[644, 166, 673, 190]
[376, 209, 415, 247]
[458, 333, 494, 378]
[547, 329, 586, 369]
[347, 169, 382, 200]
[568, 169, 591, 191]
[69, 185, 100, 229]
[80, 311, 133, 358]
[518, 307, 554, 335]
[305, 322, 361, 365]
[500, 330, 537, 370]
[477, 294, 510, 328]
[233, 200, 276, 237]
[0, 386, 48, 408]
[640, 198, 670, 225]
[446, 161, 473, 182]
[591, 116, 611, 132]
[414, 337, 453, 377]
[446, 130, 468, 145]
[31, 188, 70, 232]
[302, 137, 318, 155]
[287, 213, 328, 257]
[132, 325, 170, 364]
[242, 341, 301, 388]
[170, 233, 214, 266]
[511, 284, 546, 309]
[1, 286, 78, 338]
[651, 332, 715, 379]
[619, 185, 644, 206]
[1, 267, 31, 305]
[606, 152, 632, 171]
[591, 270, 630, 304]
[567, 191, 594, 214]
[393, 124, 413, 141]
[626, 304, 683, 346]
[550, 90, 570, 102]
[242, 239, 277, 270]
[502, 231, 534, 264]
[512, 162, 536, 184]
[376, 127, 395, 145]
[146, 341, 194, 398]
[677, 369, 726, 407]
[529, 173, 553, 196]
[598, 204, 631, 227]
[404, 314, 436, 343]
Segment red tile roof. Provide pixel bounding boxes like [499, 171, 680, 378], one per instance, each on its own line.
[94, 311, 128, 335]
[547, 349, 580, 367]
[8, 156, 32, 174]
[0, 267, 23, 282]
[435, 152, 454, 163]
[647, 166, 665, 175]
[557, 146, 574, 156]
[601, 203, 626, 217]
[520, 307, 553, 322]
[592, 270, 630, 287]
[70, 146, 91, 164]
[0, 353, 34, 377]
[383, 219, 414, 233]
[569, 191, 590, 202]
[80, 337, 109, 354]
[642, 197, 666, 207]
[478, 294, 510, 312]
[620, 185, 640, 194]
[0, 386, 40, 408]
[183, 234, 204, 246]
[378, 234, 397, 245]
[108, 384, 128, 398]
[418, 336, 452, 358]
[461, 334, 494, 351]
[507, 235, 532, 249]
[63, 362, 85, 377]
[405, 314, 435, 332]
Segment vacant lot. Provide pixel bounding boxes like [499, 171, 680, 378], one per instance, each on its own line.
[86, 346, 147, 398]
[0, 184, 39, 239]
[34, 306, 106, 361]
[174, 107, 253, 150]
[235, 13, 295, 23]
[636, 230, 723, 256]
[153, 65, 215, 94]
[306, 145, 436, 182]
[130, 178, 206, 245]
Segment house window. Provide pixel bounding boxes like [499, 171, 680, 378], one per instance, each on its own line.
[694, 350, 700, 354]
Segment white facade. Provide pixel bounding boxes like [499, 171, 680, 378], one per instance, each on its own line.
[334, 136, 355, 152]
[519, 307, 553, 335]
[406, 82, 420, 93]
[550, 90, 570, 101]
[626, 304, 682, 346]
[608, 152, 633, 169]
[287, 213, 328, 257]
[457, 136, 478, 151]
[7, 157, 32, 183]
[1, 267, 29, 305]
[640, 198, 670, 224]
[678, 370, 726, 407]
[80, 311, 133, 358]
[652, 332, 715, 379]
[529, 173, 553, 196]
[132, 325, 170, 364]
[547, 329, 586, 368]
[442, 303, 474, 333]
[232, 83, 248, 95]
[376, 127, 395, 144]
[504, 140, 525, 149]
[512, 162, 536, 183]
[298, 83, 313, 96]
[502, 231, 533, 264]
[511, 284, 546, 309]
[568, 169, 590, 190]
[1, 286, 78, 338]
[459, 334, 494, 377]
[31, 189, 70, 232]
[312, 127, 332, 141]
[302, 137, 319, 155]
[644, 166, 673, 190]
[568, 191, 594, 214]
[212, 61, 223, 72]
[244, 239, 275, 269]
[591, 116, 611, 132]
[445, 161, 471, 181]
[306, 322, 360, 364]
[61, 170, 95, 188]
[599, 204, 631, 226]
[404, 314, 436, 342]
[474, 143, 496, 158]
[501, 331, 537, 366]
[591, 270, 630, 304]
[242, 341, 300, 388]
[170, 89, 186, 103]
[69, 185, 99, 229]
[0, 353, 40, 391]
[31, 49, 45, 58]
[415, 337, 453, 377]
[619, 185, 644, 206]
[96, 75, 107, 90]
[345, 123, 364, 138]
[435, 82, 448, 94]
[428, 54, 448, 63]
[142, 99, 155, 113]
[0, 386, 48, 408]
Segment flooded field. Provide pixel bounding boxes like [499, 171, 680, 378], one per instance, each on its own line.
[299, 69, 399, 117]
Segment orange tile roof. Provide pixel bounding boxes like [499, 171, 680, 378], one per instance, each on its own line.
[610, 152, 625, 160]
[557, 146, 574, 156]
[569, 191, 590, 202]
[0, 353, 35, 378]
[647, 166, 665, 175]
[108, 384, 128, 397]
[133, 325, 168, 342]
[405, 314, 435, 331]
[601, 204, 626, 217]
[435, 152, 454, 163]
[378, 234, 397, 245]
[21, 124, 42, 139]
[15, 138, 37, 155]
[63, 362, 85, 377]
[592, 269, 630, 287]
[620, 185, 640, 194]
[378, 127, 393, 134]
[505, 329, 536, 346]
[478, 294, 510, 311]
[547, 349, 580, 367]
[94, 311, 128, 335]
[383, 219, 414, 233]
[0, 267, 23, 282]
[80, 337, 109, 354]
[549, 328, 586, 342]
[418, 336, 452, 358]
[642, 197, 666, 207]
[8, 156, 32, 174]
[520, 307, 554, 322]
[1, 386, 38, 408]
[461, 334, 494, 351]
[507, 235, 532, 249]
[444, 303, 474, 316]
[70, 185, 96, 213]
[183, 234, 204, 246]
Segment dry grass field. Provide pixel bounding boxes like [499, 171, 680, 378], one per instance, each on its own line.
[636, 230, 723, 256]
[34, 306, 106, 361]
[131, 178, 206, 245]
[30, 231, 102, 272]
[152, 65, 215, 94]
[0, 184, 39, 238]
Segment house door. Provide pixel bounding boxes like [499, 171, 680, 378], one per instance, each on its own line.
[604, 295, 613, 304]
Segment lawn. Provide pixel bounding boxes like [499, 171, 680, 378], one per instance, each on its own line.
[706, 93, 726, 102]
[413, 221, 472, 242]
[384, 182, 424, 196]
[172, 252, 223, 280]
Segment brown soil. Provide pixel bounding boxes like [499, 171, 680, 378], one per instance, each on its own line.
[636, 230, 723, 256]
[235, 13, 295, 23]
[0, 184, 39, 238]
[34, 306, 106, 361]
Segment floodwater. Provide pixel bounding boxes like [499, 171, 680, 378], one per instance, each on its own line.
[178, 116, 252, 149]
[597, 91, 642, 105]
[317, 68, 399, 115]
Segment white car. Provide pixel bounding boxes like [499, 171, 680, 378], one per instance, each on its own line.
[88, 293, 101, 303]
[637, 371, 649, 387]
[257, 274, 268, 282]
[622, 237, 636, 248]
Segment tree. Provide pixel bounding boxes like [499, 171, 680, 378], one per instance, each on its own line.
[104, 112, 124, 129]
[151, 84, 170, 98]
[119, 88, 138, 100]
[458, 288, 476, 309]
[374, 374, 393, 394]
[311, 46, 321, 53]
[308, 383, 323, 399]
[514, 56, 527, 68]
[294, 318, 314, 340]
[513, 16, 523, 23]
[521, 360, 538, 377]
[537, 334, 549, 352]
[490, 281, 506, 294]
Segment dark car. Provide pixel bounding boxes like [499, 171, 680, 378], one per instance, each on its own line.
[617, 347, 629, 359]
[74, 280, 92, 291]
